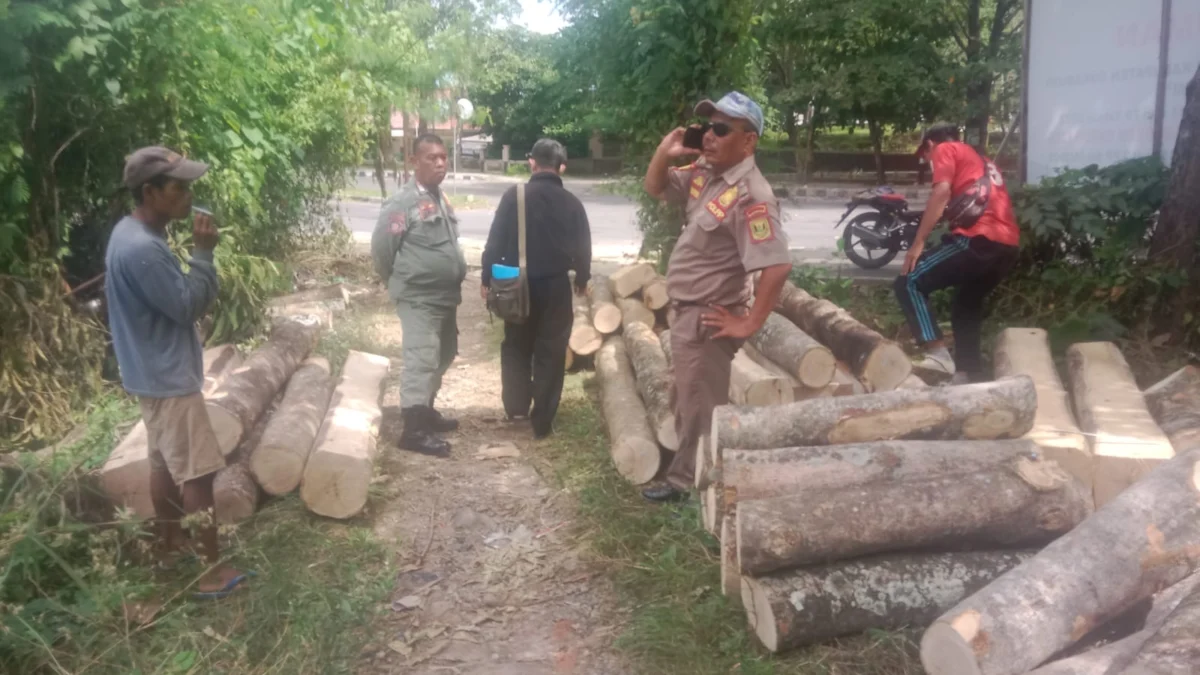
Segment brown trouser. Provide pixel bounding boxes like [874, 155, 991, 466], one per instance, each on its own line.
[666, 304, 743, 490]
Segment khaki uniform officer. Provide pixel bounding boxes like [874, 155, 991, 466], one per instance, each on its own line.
[642, 92, 793, 502]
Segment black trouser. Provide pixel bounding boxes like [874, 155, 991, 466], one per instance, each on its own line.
[893, 234, 1019, 379]
[501, 275, 573, 435]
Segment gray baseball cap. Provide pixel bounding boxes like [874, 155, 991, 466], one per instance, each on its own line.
[122, 146, 208, 189]
[694, 91, 765, 134]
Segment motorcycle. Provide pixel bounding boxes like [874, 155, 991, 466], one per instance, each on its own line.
[833, 186, 925, 269]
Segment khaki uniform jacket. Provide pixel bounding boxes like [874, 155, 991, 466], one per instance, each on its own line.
[371, 180, 468, 307]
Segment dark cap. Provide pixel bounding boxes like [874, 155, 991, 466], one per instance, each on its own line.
[915, 123, 961, 157]
[123, 146, 208, 189]
[529, 138, 567, 169]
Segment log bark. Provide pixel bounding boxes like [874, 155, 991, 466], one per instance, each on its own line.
[730, 348, 792, 406]
[737, 455, 1090, 576]
[1144, 366, 1200, 453]
[775, 280, 911, 391]
[569, 301, 603, 357]
[712, 375, 1037, 454]
[608, 262, 657, 298]
[207, 318, 320, 456]
[617, 296, 655, 330]
[920, 449, 1200, 675]
[743, 551, 1034, 653]
[299, 351, 390, 519]
[642, 277, 670, 311]
[748, 313, 836, 389]
[101, 345, 243, 519]
[623, 322, 679, 450]
[721, 515, 740, 599]
[1118, 578, 1200, 674]
[659, 329, 672, 366]
[214, 391, 276, 523]
[248, 357, 333, 496]
[1066, 342, 1175, 507]
[588, 276, 622, 335]
[994, 328, 1092, 495]
[594, 337, 660, 484]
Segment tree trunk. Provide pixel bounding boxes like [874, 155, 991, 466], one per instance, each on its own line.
[1144, 366, 1200, 453]
[207, 319, 320, 456]
[1148, 64, 1200, 312]
[1066, 342, 1175, 507]
[248, 357, 333, 496]
[617, 297, 655, 331]
[737, 455, 1089, 576]
[299, 351, 390, 519]
[642, 277, 669, 311]
[994, 328, 1092, 496]
[804, 107, 817, 182]
[1117, 578, 1200, 674]
[730, 348, 792, 406]
[744, 551, 1034, 653]
[623, 322, 678, 450]
[747, 313, 836, 389]
[607, 262, 657, 298]
[101, 345, 243, 519]
[920, 449, 1200, 675]
[594, 337, 660, 484]
[712, 375, 1037, 455]
[775, 281, 911, 391]
[868, 119, 886, 184]
[569, 301, 603, 357]
[588, 275, 622, 335]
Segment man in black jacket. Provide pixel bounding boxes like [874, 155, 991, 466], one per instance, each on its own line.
[481, 139, 592, 438]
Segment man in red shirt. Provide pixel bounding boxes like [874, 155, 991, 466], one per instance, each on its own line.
[895, 123, 1020, 383]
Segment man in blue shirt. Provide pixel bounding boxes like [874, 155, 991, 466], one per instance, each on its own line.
[105, 146, 245, 597]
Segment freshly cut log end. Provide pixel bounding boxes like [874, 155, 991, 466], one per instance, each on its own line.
[730, 349, 792, 406]
[589, 276, 622, 335]
[249, 357, 333, 496]
[569, 302, 603, 357]
[608, 262, 657, 298]
[299, 351, 390, 519]
[748, 313, 836, 389]
[595, 337, 660, 484]
[1144, 365, 1200, 453]
[642, 277, 670, 311]
[743, 551, 1033, 653]
[623, 322, 678, 450]
[617, 297, 655, 331]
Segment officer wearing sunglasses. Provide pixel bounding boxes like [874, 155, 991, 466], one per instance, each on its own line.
[641, 92, 793, 503]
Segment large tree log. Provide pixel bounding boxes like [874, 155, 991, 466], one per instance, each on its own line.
[1144, 366, 1200, 453]
[743, 343, 831, 402]
[248, 357, 333, 496]
[737, 455, 1089, 576]
[743, 551, 1034, 653]
[919, 449, 1200, 675]
[712, 376, 1037, 457]
[642, 276, 669, 311]
[101, 345, 243, 519]
[608, 262, 657, 298]
[623, 322, 678, 450]
[617, 296, 655, 330]
[588, 276, 622, 335]
[730, 349, 792, 406]
[213, 405, 272, 524]
[748, 313, 836, 389]
[594, 337, 659, 484]
[1118, 578, 1200, 674]
[569, 301, 603, 357]
[1066, 342, 1174, 507]
[207, 318, 320, 455]
[994, 328, 1092, 495]
[775, 280, 911, 391]
[299, 351, 390, 519]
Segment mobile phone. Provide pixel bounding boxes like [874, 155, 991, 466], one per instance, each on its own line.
[683, 125, 707, 150]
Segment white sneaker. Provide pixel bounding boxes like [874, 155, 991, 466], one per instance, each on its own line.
[913, 347, 956, 377]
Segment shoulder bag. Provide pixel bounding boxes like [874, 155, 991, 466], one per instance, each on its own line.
[487, 184, 531, 324]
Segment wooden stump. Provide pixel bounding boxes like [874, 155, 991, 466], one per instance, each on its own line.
[595, 337, 659, 484]
[920, 449, 1200, 675]
[299, 351, 390, 519]
[1144, 366, 1200, 452]
[207, 318, 320, 455]
[589, 276, 622, 335]
[617, 297, 655, 330]
[608, 262, 657, 298]
[569, 301, 603, 357]
[623, 322, 679, 450]
[994, 328, 1092, 495]
[712, 376, 1037, 455]
[642, 276, 670, 311]
[730, 349, 792, 406]
[748, 313, 836, 389]
[248, 357, 333, 496]
[775, 280, 911, 391]
[1066, 342, 1174, 506]
[743, 551, 1034, 653]
[737, 455, 1089, 576]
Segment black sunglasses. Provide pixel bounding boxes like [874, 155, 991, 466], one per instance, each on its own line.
[697, 122, 740, 138]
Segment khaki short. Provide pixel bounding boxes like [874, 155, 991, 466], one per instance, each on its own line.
[139, 392, 226, 485]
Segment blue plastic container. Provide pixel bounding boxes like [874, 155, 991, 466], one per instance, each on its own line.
[491, 264, 520, 280]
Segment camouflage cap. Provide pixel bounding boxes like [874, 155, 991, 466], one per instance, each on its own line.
[694, 91, 764, 134]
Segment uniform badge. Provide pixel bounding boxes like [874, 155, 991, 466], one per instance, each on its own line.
[745, 203, 774, 242]
[418, 198, 437, 219]
[689, 174, 707, 199]
[389, 211, 407, 235]
[706, 186, 739, 221]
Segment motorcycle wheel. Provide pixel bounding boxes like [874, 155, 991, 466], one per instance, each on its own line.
[842, 212, 900, 269]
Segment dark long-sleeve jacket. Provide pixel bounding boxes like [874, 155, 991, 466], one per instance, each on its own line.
[481, 172, 592, 290]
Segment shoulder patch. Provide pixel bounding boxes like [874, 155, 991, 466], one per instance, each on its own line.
[689, 173, 708, 199]
[418, 197, 438, 219]
[744, 203, 774, 242]
[672, 163, 696, 173]
[389, 210, 407, 235]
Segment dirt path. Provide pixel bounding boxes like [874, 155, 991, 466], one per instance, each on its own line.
[356, 269, 628, 675]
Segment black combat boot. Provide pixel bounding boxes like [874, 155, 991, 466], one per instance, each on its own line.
[399, 407, 451, 458]
[427, 390, 459, 432]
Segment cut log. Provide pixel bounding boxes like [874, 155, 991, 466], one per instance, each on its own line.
[248, 357, 333, 496]
[920, 448, 1200, 675]
[743, 551, 1034, 653]
[720, 515, 740, 599]
[623, 322, 679, 450]
[594, 337, 659, 484]
[207, 318, 320, 455]
[737, 454, 1090, 576]
[994, 328, 1092, 496]
[642, 276, 669, 311]
[898, 373, 930, 389]
[101, 345, 243, 519]
[730, 348, 792, 406]
[775, 280, 911, 391]
[748, 313, 836, 389]
[832, 362, 868, 395]
[569, 301, 603, 357]
[617, 297, 655, 330]
[608, 262, 657, 298]
[659, 329, 672, 366]
[742, 343, 829, 402]
[299, 351, 390, 519]
[1117, 577, 1200, 674]
[1144, 366, 1200, 452]
[214, 389, 276, 523]
[712, 375, 1037, 456]
[588, 276, 622, 335]
[1066, 342, 1175, 507]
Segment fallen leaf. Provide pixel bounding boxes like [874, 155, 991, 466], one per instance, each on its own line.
[391, 595, 422, 612]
